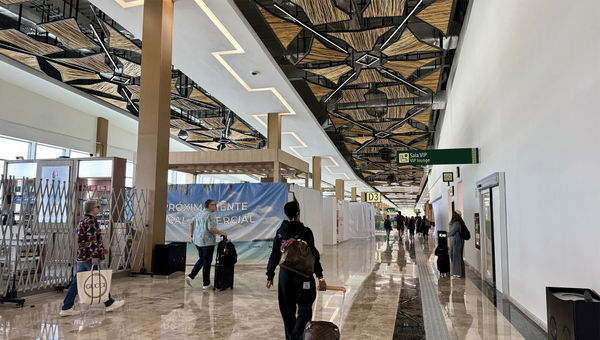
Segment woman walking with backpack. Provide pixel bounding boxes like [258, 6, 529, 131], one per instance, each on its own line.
[447, 210, 466, 278]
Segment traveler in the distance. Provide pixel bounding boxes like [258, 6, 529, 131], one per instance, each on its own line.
[266, 201, 326, 340]
[384, 215, 393, 241]
[186, 199, 227, 289]
[448, 210, 466, 278]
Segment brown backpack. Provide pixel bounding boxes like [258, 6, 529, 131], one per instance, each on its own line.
[279, 237, 314, 278]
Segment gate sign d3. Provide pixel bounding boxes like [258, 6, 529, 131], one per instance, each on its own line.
[366, 192, 381, 203]
[397, 148, 479, 166]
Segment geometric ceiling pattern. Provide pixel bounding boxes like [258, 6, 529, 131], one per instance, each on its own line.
[0, 0, 265, 152]
[250, 0, 468, 206]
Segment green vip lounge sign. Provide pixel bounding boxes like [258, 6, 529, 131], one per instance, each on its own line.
[397, 148, 479, 166]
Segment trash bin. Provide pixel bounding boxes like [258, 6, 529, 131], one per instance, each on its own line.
[546, 287, 600, 340]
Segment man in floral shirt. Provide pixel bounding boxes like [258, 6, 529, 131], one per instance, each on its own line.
[59, 200, 125, 316]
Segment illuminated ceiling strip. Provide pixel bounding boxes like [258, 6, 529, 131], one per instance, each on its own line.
[272, 3, 347, 54]
[114, 0, 144, 8]
[380, 0, 425, 50]
[325, 156, 350, 180]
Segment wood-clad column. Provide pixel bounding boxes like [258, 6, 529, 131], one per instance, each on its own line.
[95, 117, 108, 157]
[134, 0, 174, 272]
[312, 156, 321, 191]
[268, 113, 282, 182]
[351, 187, 357, 202]
[361, 192, 366, 202]
[335, 179, 344, 200]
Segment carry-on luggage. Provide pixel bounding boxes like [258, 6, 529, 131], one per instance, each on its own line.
[214, 236, 236, 290]
[435, 231, 450, 277]
[303, 285, 346, 340]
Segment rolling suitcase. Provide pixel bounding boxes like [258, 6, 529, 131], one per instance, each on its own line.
[214, 236, 236, 291]
[303, 286, 346, 340]
[435, 231, 450, 276]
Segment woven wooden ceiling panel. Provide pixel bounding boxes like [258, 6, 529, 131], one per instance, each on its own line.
[302, 39, 348, 63]
[127, 84, 140, 100]
[171, 78, 180, 95]
[349, 124, 372, 135]
[171, 119, 199, 130]
[363, 0, 405, 18]
[365, 121, 397, 131]
[48, 61, 99, 82]
[387, 105, 415, 118]
[348, 136, 374, 144]
[76, 82, 120, 97]
[392, 123, 422, 134]
[339, 88, 368, 103]
[232, 120, 252, 133]
[0, 0, 31, 4]
[329, 27, 391, 52]
[201, 117, 225, 129]
[55, 53, 112, 73]
[189, 88, 217, 106]
[382, 28, 438, 56]
[379, 85, 415, 99]
[330, 115, 348, 129]
[415, 69, 441, 92]
[172, 98, 207, 111]
[345, 142, 360, 152]
[187, 134, 213, 142]
[103, 22, 141, 54]
[308, 64, 352, 84]
[0, 29, 62, 55]
[117, 57, 141, 78]
[350, 69, 393, 85]
[384, 58, 437, 78]
[94, 95, 128, 110]
[416, 0, 454, 35]
[340, 109, 370, 122]
[411, 140, 428, 150]
[307, 81, 331, 101]
[258, 6, 302, 48]
[0, 47, 40, 70]
[40, 19, 97, 50]
[290, 0, 350, 25]
[228, 131, 249, 141]
[198, 130, 223, 138]
[410, 107, 432, 126]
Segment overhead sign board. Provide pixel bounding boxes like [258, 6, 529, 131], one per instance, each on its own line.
[365, 192, 381, 203]
[442, 172, 454, 183]
[397, 148, 479, 166]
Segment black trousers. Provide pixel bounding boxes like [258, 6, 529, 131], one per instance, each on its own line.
[189, 245, 215, 286]
[278, 268, 316, 340]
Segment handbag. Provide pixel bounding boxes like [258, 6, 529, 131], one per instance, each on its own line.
[77, 265, 112, 305]
[279, 237, 314, 278]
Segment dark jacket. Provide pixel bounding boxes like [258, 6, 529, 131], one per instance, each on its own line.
[266, 220, 323, 281]
[384, 219, 392, 229]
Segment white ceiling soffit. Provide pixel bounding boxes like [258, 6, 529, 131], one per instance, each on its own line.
[0, 53, 194, 153]
[92, 0, 395, 207]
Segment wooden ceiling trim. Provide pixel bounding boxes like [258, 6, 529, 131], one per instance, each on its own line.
[103, 21, 141, 54]
[348, 136, 373, 144]
[330, 115, 348, 129]
[290, 0, 350, 25]
[237, 140, 259, 148]
[363, 0, 405, 18]
[329, 26, 391, 52]
[187, 134, 213, 142]
[228, 131, 249, 140]
[302, 39, 348, 63]
[48, 61, 99, 82]
[0, 29, 62, 55]
[257, 5, 302, 48]
[307, 81, 331, 101]
[172, 98, 207, 111]
[379, 85, 415, 99]
[384, 58, 437, 78]
[415, 69, 442, 92]
[382, 28, 439, 56]
[339, 88, 368, 103]
[416, 0, 454, 35]
[0, 0, 31, 4]
[350, 68, 393, 85]
[40, 19, 97, 50]
[345, 142, 360, 152]
[392, 123, 421, 134]
[76, 82, 121, 97]
[232, 120, 252, 133]
[171, 119, 198, 130]
[308, 64, 352, 84]
[55, 53, 112, 73]
[93, 95, 128, 111]
[117, 57, 141, 78]
[0, 47, 40, 71]
[127, 84, 140, 100]
[189, 88, 218, 106]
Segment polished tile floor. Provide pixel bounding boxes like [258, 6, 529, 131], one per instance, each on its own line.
[0, 234, 544, 339]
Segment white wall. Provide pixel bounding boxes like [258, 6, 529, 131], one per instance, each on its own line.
[428, 0, 600, 326]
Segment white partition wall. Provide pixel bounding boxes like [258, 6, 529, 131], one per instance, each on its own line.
[322, 197, 337, 245]
[348, 202, 376, 239]
[290, 185, 324, 252]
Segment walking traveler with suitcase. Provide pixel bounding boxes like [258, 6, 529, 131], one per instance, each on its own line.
[186, 199, 227, 289]
[266, 201, 327, 340]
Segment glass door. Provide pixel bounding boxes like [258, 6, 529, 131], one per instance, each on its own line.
[482, 190, 496, 286]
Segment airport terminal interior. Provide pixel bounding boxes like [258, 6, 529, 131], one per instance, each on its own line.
[0, 0, 598, 339]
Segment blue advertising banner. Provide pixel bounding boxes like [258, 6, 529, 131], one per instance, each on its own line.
[166, 183, 288, 263]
